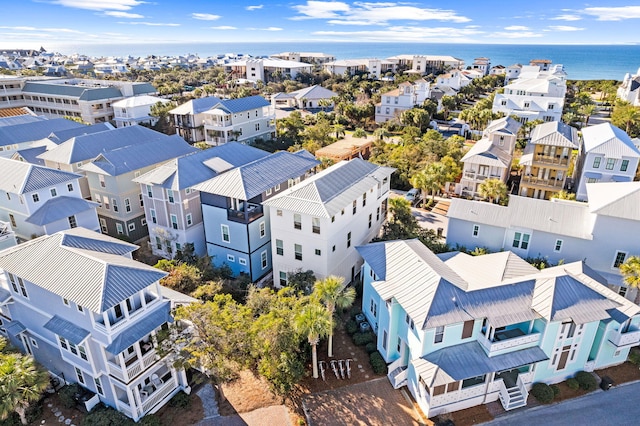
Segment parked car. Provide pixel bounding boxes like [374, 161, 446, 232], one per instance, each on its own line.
[405, 188, 420, 204]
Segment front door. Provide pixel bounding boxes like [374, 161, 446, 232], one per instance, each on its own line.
[557, 346, 570, 370]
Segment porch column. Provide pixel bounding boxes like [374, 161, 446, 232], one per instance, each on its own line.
[118, 352, 128, 381]
[126, 386, 142, 421]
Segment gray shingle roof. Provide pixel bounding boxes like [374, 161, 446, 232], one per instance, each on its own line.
[25, 196, 98, 226]
[0, 230, 167, 313]
[80, 135, 197, 176]
[0, 157, 81, 194]
[43, 315, 90, 345]
[0, 118, 84, 146]
[262, 158, 395, 218]
[194, 150, 319, 200]
[133, 142, 269, 190]
[106, 302, 172, 354]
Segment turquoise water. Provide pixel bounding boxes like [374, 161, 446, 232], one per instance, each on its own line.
[47, 42, 640, 80]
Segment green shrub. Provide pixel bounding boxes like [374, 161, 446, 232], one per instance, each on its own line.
[629, 351, 640, 365]
[531, 383, 555, 403]
[551, 384, 560, 397]
[365, 342, 377, 354]
[59, 383, 81, 409]
[169, 391, 191, 408]
[345, 319, 358, 335]
[566, 378, 580, 390]
[82, 404, 135, 426]
[352, 332, 375, 346]
[369, 351, 387, 374]
[575, 371, 597, 391]
[140, 414, 162, 426]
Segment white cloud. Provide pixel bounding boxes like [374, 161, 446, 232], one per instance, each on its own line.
[327, 19, 384, 26]
[582, 6, 640, 21]
[487, 31, 542, 39]
[211, 26, 237, 30]
[104, 11, 143, 18]
[0, 25, 82, 33]
[504, 25, 530, 31]
[247, 27, 283, 31]
[292, 1, 470, 24]
[313, 26, 482, 42]
[191, 13, 221, 21]
[546, 25, 584, 31]
[52, 0, 143, 11]
[246, 5, 263, 11]
[550, 14, 582, 21]
[118, 21, 180, 26]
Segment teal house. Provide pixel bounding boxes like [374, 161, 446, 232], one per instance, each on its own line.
[357, 239, 640, 417]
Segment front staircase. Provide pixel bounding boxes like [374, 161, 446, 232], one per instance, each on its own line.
[387, 358, 408, 389]
[498, 375, 528, 410]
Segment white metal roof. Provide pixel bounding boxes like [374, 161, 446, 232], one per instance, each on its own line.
[582, 123, 640, 158]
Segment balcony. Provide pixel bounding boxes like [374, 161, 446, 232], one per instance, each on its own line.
[533, 154, 569, 166]
[94, 292, 159, 334]
[140, 371, 176, 413]
[227, 203, 263, 224]
[479, 329, 541, 356]
[107, 346, 158, 382]
[608, 329, 640, 348]
[520, 175, 564, 189]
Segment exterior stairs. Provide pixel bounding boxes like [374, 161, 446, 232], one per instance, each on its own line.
[388, 366, 408, 389]
[498, 376, 528, 411]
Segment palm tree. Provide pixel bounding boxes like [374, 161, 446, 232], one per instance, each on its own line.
[313, 276, 356, 357]
[478, 178, 508, 204]
[620, 256, 640, 305]
[373, 127, 390, 141]
[0, 351, 49, 425]
[333, 124, 346, 139]
[294, 302, 332, 379]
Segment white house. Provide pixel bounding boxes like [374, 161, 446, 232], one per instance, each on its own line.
[112, 95, 169, 128]
[446, 182, 640, 299]
[385, 55, 464, 75]
[263, 158, 394, 285]
[323, 59, 394, 79]
[0, 221, 17, 251]
[201, 96, 276, 145]
[225, 58, 312, 82]
[169, 97, 221, 143]
[0, 158, 99, 241]
[375, 80, 430, 123]
[271, 85, 337, 110]
[617, 67, 640, 106]
[270, 52, 336, 65]
[575, 123, 640, 201]
[0, 228, 193, 422]
[493, 65, 567, 123]
[435, 70, 472, 91]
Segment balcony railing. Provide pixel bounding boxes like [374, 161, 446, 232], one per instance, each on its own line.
[94, 294, 158, 333]
[479, 330, 541, 356]
[533, 154, 569, 166]
[521, 175, 564, 188]
[608, 329, 640, 347]
[227, 204, 263, 224]
[107, 349, 158, 382]
[141, 375, 177, 413]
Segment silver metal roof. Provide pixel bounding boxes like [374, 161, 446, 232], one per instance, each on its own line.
[25, 196, 98, 226]
[0, 230, 167, 313]
[460, 138, 512, 168]
[43, 315, 90, 345]
[530, 121, 579, 148]
[582, 123, 640, 158]
[60, 227, 137, 255]
[0, 157, 81, 194]
[587, 182, 640, 221]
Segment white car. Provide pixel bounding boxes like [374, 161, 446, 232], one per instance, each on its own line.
[405, 188, 419, 203]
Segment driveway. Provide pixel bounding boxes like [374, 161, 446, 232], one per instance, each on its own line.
[485, 381, 640, 426]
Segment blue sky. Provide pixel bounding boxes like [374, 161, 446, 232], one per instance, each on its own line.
[1, 1, 640, 47]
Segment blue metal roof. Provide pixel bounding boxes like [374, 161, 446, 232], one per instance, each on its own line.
[0, 115, 45, 128]
[132, 83, 157, 95]
[21, 81, 124, 102]
[0, 118, 84, 145]
[43, 315, 90, 345]
[101, 265, 167, 312]
[22, 166, 81, 193]
[217, 95, 270, 113]
[5, 321, 26, 336]
[25, 196, 98, 226]
[84, 135, 198, 176]
[424, 341, 549, 381]
[15, 146, 47, 165]
[105, 302, 172, 354]
[48, 123, 112, 145]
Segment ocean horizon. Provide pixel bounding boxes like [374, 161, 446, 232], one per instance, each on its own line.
[43, 42, 640, 81]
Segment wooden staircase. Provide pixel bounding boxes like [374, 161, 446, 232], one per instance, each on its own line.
[432, 200, 450, 216]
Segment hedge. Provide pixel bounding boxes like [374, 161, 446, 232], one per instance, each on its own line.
[370, 351, 386, 374]
[575, 371, 597, 391]
[531, 382, 555, 403]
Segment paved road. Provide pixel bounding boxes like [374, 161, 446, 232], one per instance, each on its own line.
[485, 381, 640, 426]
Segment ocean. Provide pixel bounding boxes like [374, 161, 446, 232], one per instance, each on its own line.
[45, 42, 640, 81]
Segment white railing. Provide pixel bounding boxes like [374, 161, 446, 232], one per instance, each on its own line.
[107, 349, 158, 382]
[609, 329, 640, 347]
[116, 401, 133, 418]
[94, 298, 160, 334]
[479, 332, 540, 355]
[141, 378, 177, 413]
[107, 361, 126, 381]
[142, 350, 158, 369]
[516, 374, 528, 406]
[387, 357, 405, 375]
[498, 380, 510, 409]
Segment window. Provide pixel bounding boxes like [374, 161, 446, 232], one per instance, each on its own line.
[605, 158, 616, 170]
[382, 329, 388, 350]
[221, 224, 230, 242]
[167, 189, 175, 203]
[94, 377, 104, 396]
[94, 193, 101, 207]
[68, 215, 77, 228]
[239, 258, 247, 265]
[116, 223, 124, 235]
[50, 188, 57, 197]
[362, 192, 367, 207]
[368, 213, 372, 228]
[592, 157, 601, 168]
[103, 196, 109, 210]
[139, 193, 144, 206]
[62, 297, 70, 306]
[75, 367, 85, 385]
[146, 185, 153, 198]
[315, 249, 321, 256]
[587, 178, 598, 184]
[332, 215, 335, 223]
[266, 188, 272, 196]
[125, 198, 131, 212]
[312, 217, 320, 234]
[112, 198, 118, 212]
[352, 200, 357, 214]
[621, 159, 629, 172]
[155, 236, 162, 250]
[619, 286, 628, 297]
[524, 102, 530, 108]
[462, 320, 474, 339]
[261, 250, 268, 269]
[259, 221, 266, 237]
[141, 218, 147, 226]
[150, 209, 157, 224]
[170, 214, 178, 229]
[275, 184, 281, 191]
[227, 254, 235, 262]
[332, 245, 336, 252]
[512, 232, 530, 249]
[295, 244, 303, 260]
[128, 223, 135, 232]
[186, 213, 193, 226]
[276, 239, 284, 255]
[17, 277, 27, 298]
[462, 375, 486, 389]
[279, 271, 287, 287]
[294, 213, 302, 230]
[9, 214, 16, 228]
[370, 299, 377, 316]
[277, 209, 283, 216]
[100, 218, 107, 233]
[554, 239, 563, 252]
[32, 193, 40, 203]
[58, 336, 68, 350]
[99, 175, 105, 188]
[434, 326, 444, 343]
[472, 224, 480, 237]
[613, 251, 627, 268]
[347, 232, 351, 248]
[78, 345, 87, 360]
